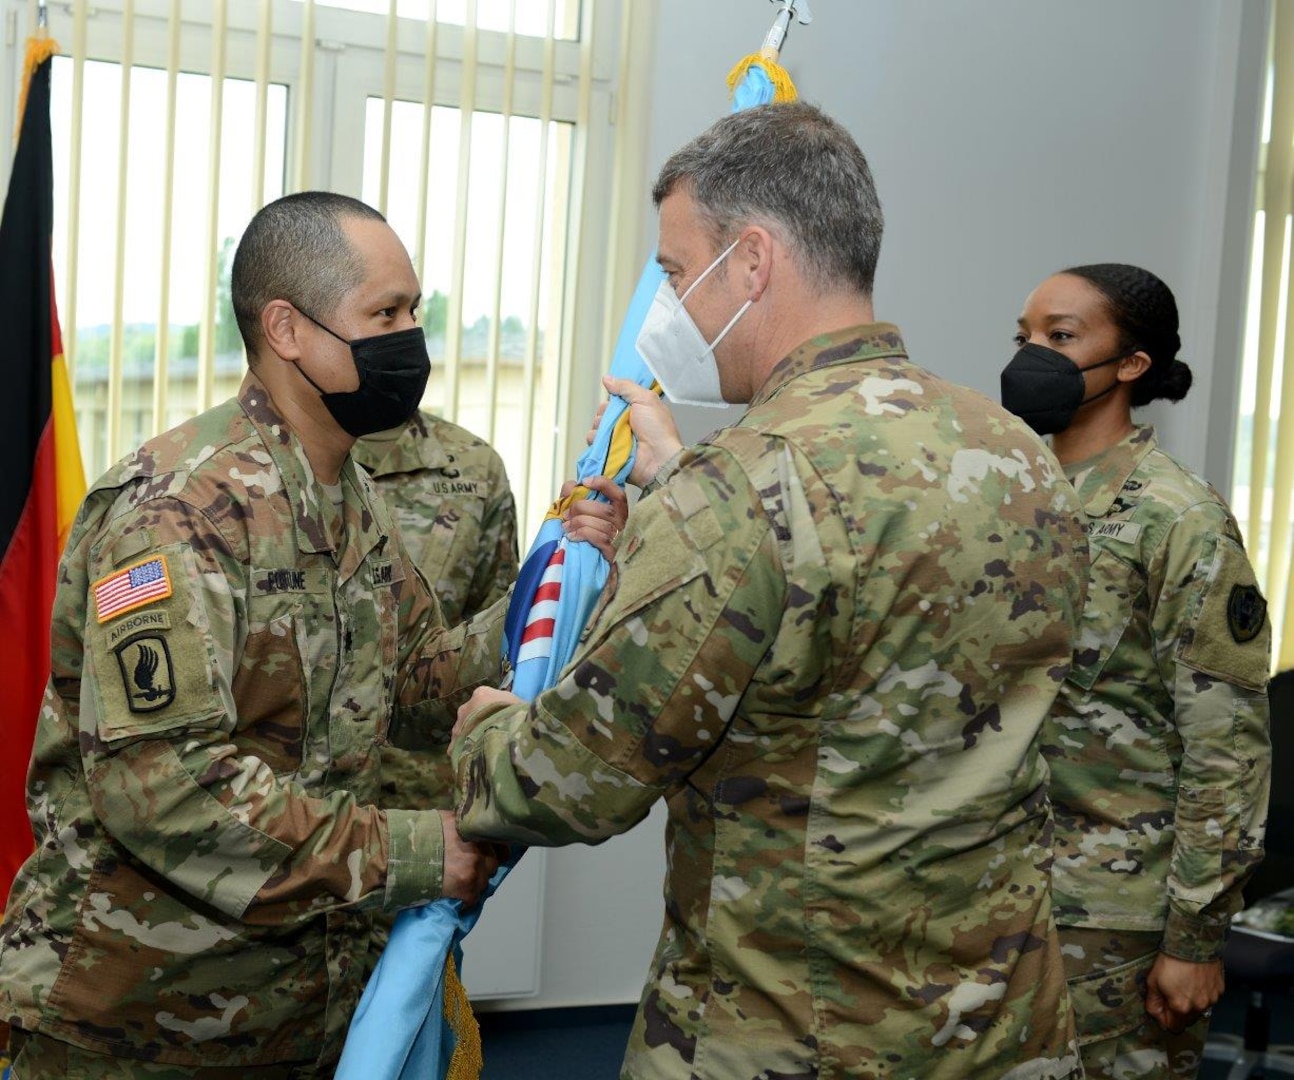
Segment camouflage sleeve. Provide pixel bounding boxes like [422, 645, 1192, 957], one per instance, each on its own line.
[451, 446, 785, 846]
[462, 449, 519, 616]
[388, 584, 511, 753]
[79, 497, 446, 924]
[1149, 501, 1272, 962]
[640, 447, 685, 495]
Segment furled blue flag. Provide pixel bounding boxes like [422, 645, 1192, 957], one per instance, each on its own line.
[337, 4, 811, 1076]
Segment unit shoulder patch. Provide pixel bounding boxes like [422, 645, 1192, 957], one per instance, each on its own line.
[1227, 584, 1267, 644]
[113, 633, 177, 712]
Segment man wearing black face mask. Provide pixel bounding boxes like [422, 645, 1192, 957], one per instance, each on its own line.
[0, 192, 622, 1079]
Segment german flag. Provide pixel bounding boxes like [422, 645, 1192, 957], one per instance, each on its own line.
[0, 36, 85, 900]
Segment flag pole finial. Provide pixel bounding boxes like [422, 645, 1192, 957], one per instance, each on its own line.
[37, 0, 49, 31]
[761, 0, 812, 62]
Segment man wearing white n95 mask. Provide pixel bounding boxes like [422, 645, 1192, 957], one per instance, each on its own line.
[451, 101, 1089, 1079]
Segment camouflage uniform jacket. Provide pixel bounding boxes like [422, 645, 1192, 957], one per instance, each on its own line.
[0, 374, 504, 1071]
[453, 325, 1089, 1080]
[354, 410, 518, 811]
[1046, 424, 1271, 962]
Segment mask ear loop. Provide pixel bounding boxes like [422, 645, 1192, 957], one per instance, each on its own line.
[1077, 352, 1130, 407]
[292, 306, 353, 397]
[709, 299, 754, 353]
[679, 237, 744, 303]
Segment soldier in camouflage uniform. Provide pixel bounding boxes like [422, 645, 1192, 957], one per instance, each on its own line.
[353, 411, 519, 973]
[450, 102, 1089, 1079]
[0, 193, 520, 1078]
[1003, 263, 1272, 1079]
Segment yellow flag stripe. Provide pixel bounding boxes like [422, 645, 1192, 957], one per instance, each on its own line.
[51, 351, 86, 551]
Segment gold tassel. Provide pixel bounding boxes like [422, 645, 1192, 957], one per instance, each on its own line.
[725, 53, 799, 103]
[443, 952, 484, 1080]
[17, 36, 59, 141]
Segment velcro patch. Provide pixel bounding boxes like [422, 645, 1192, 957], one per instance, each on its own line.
[93, 556, 172, 623]
[114, 633, 177, 712]
[1227, 584, 1267, 644]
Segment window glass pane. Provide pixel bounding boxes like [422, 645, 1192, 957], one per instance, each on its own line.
[51, 57, 288, 480]
[363, 97, 574, 531]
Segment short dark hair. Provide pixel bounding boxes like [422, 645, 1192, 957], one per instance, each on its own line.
[652, 101, 883, 297]
[1061, 263, 1192, 406]
[231, 192, 386, 358]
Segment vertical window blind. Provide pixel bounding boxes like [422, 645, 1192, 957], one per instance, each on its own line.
[11, 0, 630, 536]
[1235, 0, 1294, 671]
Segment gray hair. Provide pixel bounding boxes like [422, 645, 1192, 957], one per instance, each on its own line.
[232, 191, 386, 358]
[652, 101, 883, 297]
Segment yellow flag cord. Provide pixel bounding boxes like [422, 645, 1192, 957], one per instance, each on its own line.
[443, 952, 484, 1080]
[725, 53, 799, 103]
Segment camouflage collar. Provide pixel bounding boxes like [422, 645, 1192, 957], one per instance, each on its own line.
[237, 373, 387, 570]
[351, 410, 451, 478]
[1065, 424, 1158, 517]
[748, 323, 908, 409]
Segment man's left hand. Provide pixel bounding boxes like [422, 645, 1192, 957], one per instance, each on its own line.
[454, 686, 523, 742]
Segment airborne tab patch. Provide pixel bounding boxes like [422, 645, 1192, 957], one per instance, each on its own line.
[93, 556, 172, 623]
[114, 634, 177, 712]
[1228, 584, 1267, 644]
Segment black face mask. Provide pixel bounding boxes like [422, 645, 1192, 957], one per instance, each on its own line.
[1000, 343, 1125, 436]
[297, 311, 431, 438]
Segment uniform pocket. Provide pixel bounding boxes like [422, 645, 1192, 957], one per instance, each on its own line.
[232, 605, 309, 774]
[1067, 546, 1146, 692]
[1067, 947, 1157, 1045]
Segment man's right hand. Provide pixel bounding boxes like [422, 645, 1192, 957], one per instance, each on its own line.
[602, 375, 683, 487]
[438, 809, 500, 905]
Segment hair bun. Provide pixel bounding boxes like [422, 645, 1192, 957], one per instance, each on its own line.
[1158, 358, 1193, 403]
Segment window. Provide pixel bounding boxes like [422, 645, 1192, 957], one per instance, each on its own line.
[10, 0, 622, 533]
[1233, 3, 1293, 671]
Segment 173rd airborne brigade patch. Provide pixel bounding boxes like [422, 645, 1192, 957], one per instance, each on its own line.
[93, 555, 177, 713]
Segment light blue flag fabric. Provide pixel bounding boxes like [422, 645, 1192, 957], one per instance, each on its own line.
[732, 62, 777, 110]
[334, 863, 509, 1079]
[504, 260, 663, 700]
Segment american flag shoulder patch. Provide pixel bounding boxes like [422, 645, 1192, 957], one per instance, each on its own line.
[93, 555, 173, 623]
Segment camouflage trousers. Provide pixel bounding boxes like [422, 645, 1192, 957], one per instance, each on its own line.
[1061, 927, 1209, 1080]
[7, 1029, 321, 1079]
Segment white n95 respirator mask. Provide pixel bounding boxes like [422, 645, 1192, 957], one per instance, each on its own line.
[635, 238, 752, 407]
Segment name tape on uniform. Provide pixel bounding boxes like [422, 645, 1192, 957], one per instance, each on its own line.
[1084, 520, 1142, 545]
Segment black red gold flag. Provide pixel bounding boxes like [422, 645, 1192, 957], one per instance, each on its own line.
[0, 36, 85, 901]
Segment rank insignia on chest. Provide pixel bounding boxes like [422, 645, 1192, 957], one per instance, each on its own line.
[114, 634, 177, 712]
[93, 555, 172, 622]
[1228, 584, 1267, 644]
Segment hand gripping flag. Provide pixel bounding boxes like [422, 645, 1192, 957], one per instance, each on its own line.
[336, 4, 809, 1076]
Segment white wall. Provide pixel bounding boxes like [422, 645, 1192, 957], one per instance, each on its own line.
[646, 0, 1267, 481]
[475, 0, 1269, 1012]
